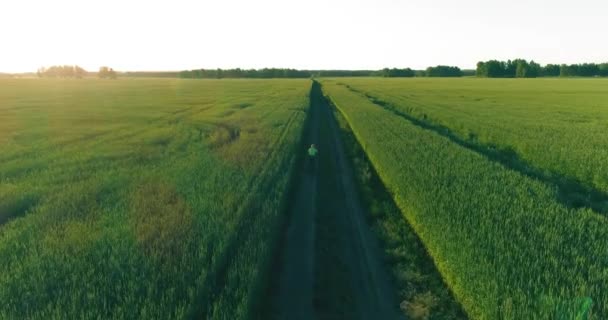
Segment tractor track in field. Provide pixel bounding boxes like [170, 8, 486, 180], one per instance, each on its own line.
[266, 81, 402, 319]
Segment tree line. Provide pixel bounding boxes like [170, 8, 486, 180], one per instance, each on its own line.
[179, 68, 310, 79]
[37, 62, 605, 80]
[179, 66, 465, 79]
[476, 59, 608, 78]
[36, 66, 117, 79]
[97, 67, 117, 79]
[425, 65, 463, 77]
[378, 68, 415, 77]
[37, 65, 87, 78]
[312, 70, 376, 77]
[314, 69, 417, 78]
[334, 66, 464, 78]
[179, 68, 366, 79]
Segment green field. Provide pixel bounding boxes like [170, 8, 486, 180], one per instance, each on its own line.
[0, 78, 309, 319]
[321, 78, 607, 319]
[1, 77, 607, 319]
[333, 78, 608, 201]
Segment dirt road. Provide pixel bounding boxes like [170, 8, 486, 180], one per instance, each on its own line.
[267, 81, 402, 319]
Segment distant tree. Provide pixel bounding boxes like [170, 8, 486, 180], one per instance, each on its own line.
[426, 65, 462, 77]
[64, 65, 75, 77]
[513, 59, 540, 78]
[381, 68, 415, 77]
[599, 63, 608, 77]
[415, 70, 427, 77]
[505, 60, 517, 77]
[556, 63, 607, 77]
[542, 64, 560, 77]
[515, 60, 529, 78]
[560, 64, 576, 77]
[74, 66, 87, 78]
[37, 65, 87, 78]
[99, 66, 117, 79]
[578, 63, 599, 77]
[527, 61, 541, 78]
[478, 59, 539, 78]
[476, 62, 487, 77]
[485, 60, 506, 77]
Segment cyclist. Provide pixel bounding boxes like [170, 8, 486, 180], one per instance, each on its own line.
[307, 144, 318, 172]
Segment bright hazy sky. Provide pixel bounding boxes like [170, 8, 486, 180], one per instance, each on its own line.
[1, 0, 607, 72]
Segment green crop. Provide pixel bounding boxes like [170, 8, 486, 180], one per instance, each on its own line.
[0, 78, 309, 319]
[332, 77, 608, 198]
[321, 79, 608, 319]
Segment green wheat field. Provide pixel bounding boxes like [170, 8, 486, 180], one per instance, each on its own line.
[1, 77, 607, 319]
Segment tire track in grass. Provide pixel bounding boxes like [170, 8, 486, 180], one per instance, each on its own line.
[187, 99, 306, 320]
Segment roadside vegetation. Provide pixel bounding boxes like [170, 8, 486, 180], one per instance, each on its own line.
[335, 77, 608, 200]
[331, 96, 466, 320]
[321, 79, 607, 319]
[2, 76, 606, 319]
[0, 78, 309, 319]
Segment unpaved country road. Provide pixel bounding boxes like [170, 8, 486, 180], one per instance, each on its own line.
[272, 82, 320, 320]
[317, 81, 402, 320]
[269, 81, 402, 320]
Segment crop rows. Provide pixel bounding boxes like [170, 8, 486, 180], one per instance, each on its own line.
[321, 80, 608, 319]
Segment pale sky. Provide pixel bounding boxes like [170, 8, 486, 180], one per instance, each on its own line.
[1, 0, 606, 73]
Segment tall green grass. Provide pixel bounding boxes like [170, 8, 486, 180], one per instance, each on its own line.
[0, 78, 309, 319]
[321, 80, 608, 319]
[332, 100, 466, 319]
[331, 77, 608, 196]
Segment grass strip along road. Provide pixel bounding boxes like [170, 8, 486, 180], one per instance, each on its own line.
[335, 77, 608, 211]
[321, 79, 607, 319]
[332, 96, 467, 320]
